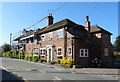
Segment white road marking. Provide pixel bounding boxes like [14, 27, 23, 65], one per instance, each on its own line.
[53, 76, 61, 80]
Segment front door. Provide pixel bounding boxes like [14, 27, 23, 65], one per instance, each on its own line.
[47, 47, 52, 62]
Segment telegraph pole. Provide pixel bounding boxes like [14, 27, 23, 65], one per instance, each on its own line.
[10, 33, 12, 48]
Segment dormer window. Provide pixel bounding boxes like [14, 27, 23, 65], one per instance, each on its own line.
[57, 30, 62, 38]
[48, 32, 53, 40]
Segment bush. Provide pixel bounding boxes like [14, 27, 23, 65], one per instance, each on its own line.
[2, 52, 5, 57]
[113, 51, 120, 61]
[2, 50, 25, 59]
[24, 56, 30, 61]
[24, 56, 40, 62]
[33, 56, 40, 62]
[50, 61, 56, 64]
[11, 51, 19, 59]
[61, 57, 73, 67]
[39, 58, 45, 63]
[2, 51, 12, 58]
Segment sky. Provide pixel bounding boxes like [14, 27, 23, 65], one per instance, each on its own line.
[0, 2, 118, 46]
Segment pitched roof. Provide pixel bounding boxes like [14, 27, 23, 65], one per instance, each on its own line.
[90, 25, 112, 35]
[35, 18, 85, 35]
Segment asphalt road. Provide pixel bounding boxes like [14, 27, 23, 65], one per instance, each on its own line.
[0, 69, 24, 82]
[0, 57, 119, 81]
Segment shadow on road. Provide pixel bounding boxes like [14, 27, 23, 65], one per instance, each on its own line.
[1, 69, 25, 82]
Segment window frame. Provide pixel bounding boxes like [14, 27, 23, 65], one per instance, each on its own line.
[40, 48, 46, 56]
[48, 32, 53, 40]
[57, 47, 62, 56]
[68, 47, 72, 56]
[80, 49, 88, 57]
[104, 48, 109, 56]
[33, 49, 39, 56]
[41, 34, 45, 41]
[57, 30, 63, 38]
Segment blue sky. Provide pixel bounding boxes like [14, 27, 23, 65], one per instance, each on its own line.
[0, 2, 118, 46]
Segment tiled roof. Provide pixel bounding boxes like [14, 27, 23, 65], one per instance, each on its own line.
[35, 18, 85, 35]
[90, 25, 112, 35]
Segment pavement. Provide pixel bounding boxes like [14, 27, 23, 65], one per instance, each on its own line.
[43, 62, 119, 76]
[67, 67, 119, 75]
[0, 57, 119, 81]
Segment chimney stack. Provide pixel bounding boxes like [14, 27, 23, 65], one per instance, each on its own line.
[47, 13, 54, 26]
[85, 16, 91, 37]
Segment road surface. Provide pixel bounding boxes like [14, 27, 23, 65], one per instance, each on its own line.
[0, 57, 119, 81]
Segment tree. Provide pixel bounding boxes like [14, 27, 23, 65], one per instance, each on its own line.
[114, 36, 120, 52]
[1, 43, 11, 53]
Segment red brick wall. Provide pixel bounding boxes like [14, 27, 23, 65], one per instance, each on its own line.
[25, 28, 66, 62]
[100, 33, 113, 67]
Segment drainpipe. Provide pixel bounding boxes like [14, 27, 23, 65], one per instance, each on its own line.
[64, 26, 67, 58]
[71, 37, 75, 61]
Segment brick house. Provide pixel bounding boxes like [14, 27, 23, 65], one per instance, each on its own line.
[13, 29, 34, 52]
[14, 13, 113, 67]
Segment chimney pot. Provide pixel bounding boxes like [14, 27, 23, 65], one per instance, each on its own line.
[85, 16, 91, 37]
[86, 16, 89, 21]
[47, 13, 54, 26]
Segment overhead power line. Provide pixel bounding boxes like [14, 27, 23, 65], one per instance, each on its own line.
[52, 2, 68, 14]
[16, 2, 68, 31]
[88, 2, 100, 16]
[26, 16, 46, 30]
[12, 2, 68, 41]
[25, 2, 68, 30]
[79, 2, 100, 24]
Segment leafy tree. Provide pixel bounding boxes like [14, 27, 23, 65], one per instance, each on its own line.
[1, 43, 11, 53]
[114, 36, 120, 52]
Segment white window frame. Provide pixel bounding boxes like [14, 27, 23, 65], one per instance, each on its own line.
[48, 32, 53, 40]
[80, 49, 88, 57]
[40, 48, 46, 56]
[57, 30, 63, 38]
[33, 49, 39, 56]
[41, 34, 45, 41]
[57, 47, 62, 56]
[68, 47, 72, 56]
[104, 48, 109, 56]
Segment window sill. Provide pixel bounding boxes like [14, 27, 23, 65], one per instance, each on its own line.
[57, 37, 62, 39]
[68, 54, 72, 56]
[33, 55, 38, 56]
[41, 55, 45, 56]
[57, 55, 62, 57]
[80, 56, 88, 57]
[48, 39, 53, 41]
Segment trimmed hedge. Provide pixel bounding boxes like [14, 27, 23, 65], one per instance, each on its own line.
[2, 50, 25, 59]
[24, 56, 43, 62]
